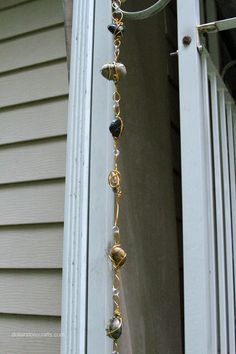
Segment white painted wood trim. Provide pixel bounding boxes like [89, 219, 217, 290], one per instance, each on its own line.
[61, 0, 113, 353]
[177, 1, 212, 353]
[219, 89, 236, 354]
[87, 2, 113, 353]
[227, 104, 236, 305]
[210, 80, 229, 353]
[60, 0, 96, 352]
[201, 53, 217, 353]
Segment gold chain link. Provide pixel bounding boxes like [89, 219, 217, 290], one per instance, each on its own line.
[102, 1, 127, 352]
[110, 1, 125, 353]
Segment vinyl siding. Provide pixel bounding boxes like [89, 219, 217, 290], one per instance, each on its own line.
[0, 0, 64, 40]
[0, 0, 67, 352]
[0, 225, 63, 269]
[0, 138, 66, 184]
[0, 98, 67, 144]
[0, 315, 61, 354]
[0, 26, 66, 73]
[0, 61, 67, 108]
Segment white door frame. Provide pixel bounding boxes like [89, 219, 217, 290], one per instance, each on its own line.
[177, 1, 212, 353]
[60, 0, 113, 353]
[61, 1, 236, 353]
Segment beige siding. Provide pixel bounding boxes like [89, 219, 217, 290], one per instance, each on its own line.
[0, 0, 64, 40]
[0, 1, 32, 10]
[0, 138, 66, 184]
[0, 315, 61, 354]
[0, 270, 61, 316]
[0, 98, 67, 145]
[0, 0, 67, 352]
[0, 181, 65, 225]
[0, 61, 68, 108]
[0, 224, 63, 268]
[0, 26, 66, 73]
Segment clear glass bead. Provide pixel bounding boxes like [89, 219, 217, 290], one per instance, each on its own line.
[113, 148, 120, 157]
[113, 102, 120, 109]
[113, 102, 120, 116]
[112, 225, 120, 234]
[113, 286, 120, 297]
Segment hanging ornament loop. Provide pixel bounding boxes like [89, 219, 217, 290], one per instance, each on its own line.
[120, 0, 171, 20]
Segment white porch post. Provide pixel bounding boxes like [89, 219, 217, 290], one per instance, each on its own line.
[61, 0, 113, 353]
[177, 1, 212, 353]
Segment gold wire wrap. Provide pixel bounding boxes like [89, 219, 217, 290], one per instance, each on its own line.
[113, 270, 121, 315]
[106, 1, 126, 353]
[109, 245, 127, 270]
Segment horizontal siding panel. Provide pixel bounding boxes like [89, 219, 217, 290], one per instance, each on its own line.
[0, 0, 64, 41]
[0, 98, 68, 145]
[0, 1, 30, 10]
[0, 270, 61, 316]
[0, 315, 60, 354]
[0, 61, 68, 108]
[0, 26, 66, 73]
[0, 180, 64, 225]
[0, 137, 66, 184]
[0, 224, 63, 268]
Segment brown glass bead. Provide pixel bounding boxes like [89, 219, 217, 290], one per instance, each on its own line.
[110, 245, 127, 269]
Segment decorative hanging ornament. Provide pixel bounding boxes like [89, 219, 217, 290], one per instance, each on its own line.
[109, 118, 124, 139]
[101, 62, 127, 82]
[108, 169, 121, 192]
[100, 1, 127, 353]
[109, 244, 127, 269]
[106, 314, 123, 340]
[108, 24, 125, 37]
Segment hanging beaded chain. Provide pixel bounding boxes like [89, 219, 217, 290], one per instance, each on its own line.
[100, 1, 127, 353]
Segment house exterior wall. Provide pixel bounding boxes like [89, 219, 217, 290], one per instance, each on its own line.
[118, 1, 183, 353]
[0, 0, 68, 353]
[0, 0, 183, 352]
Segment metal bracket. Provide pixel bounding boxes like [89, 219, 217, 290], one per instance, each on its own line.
[121, 0, 171, 20]
[198, 17, 236, 33]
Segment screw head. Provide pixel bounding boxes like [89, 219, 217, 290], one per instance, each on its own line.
[183, 36, 192, 46]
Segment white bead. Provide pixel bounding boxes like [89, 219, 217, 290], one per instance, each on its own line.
[112, 225, 120, 234]
[113, 286, 120, 297]
[113, 148, 120, 157]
